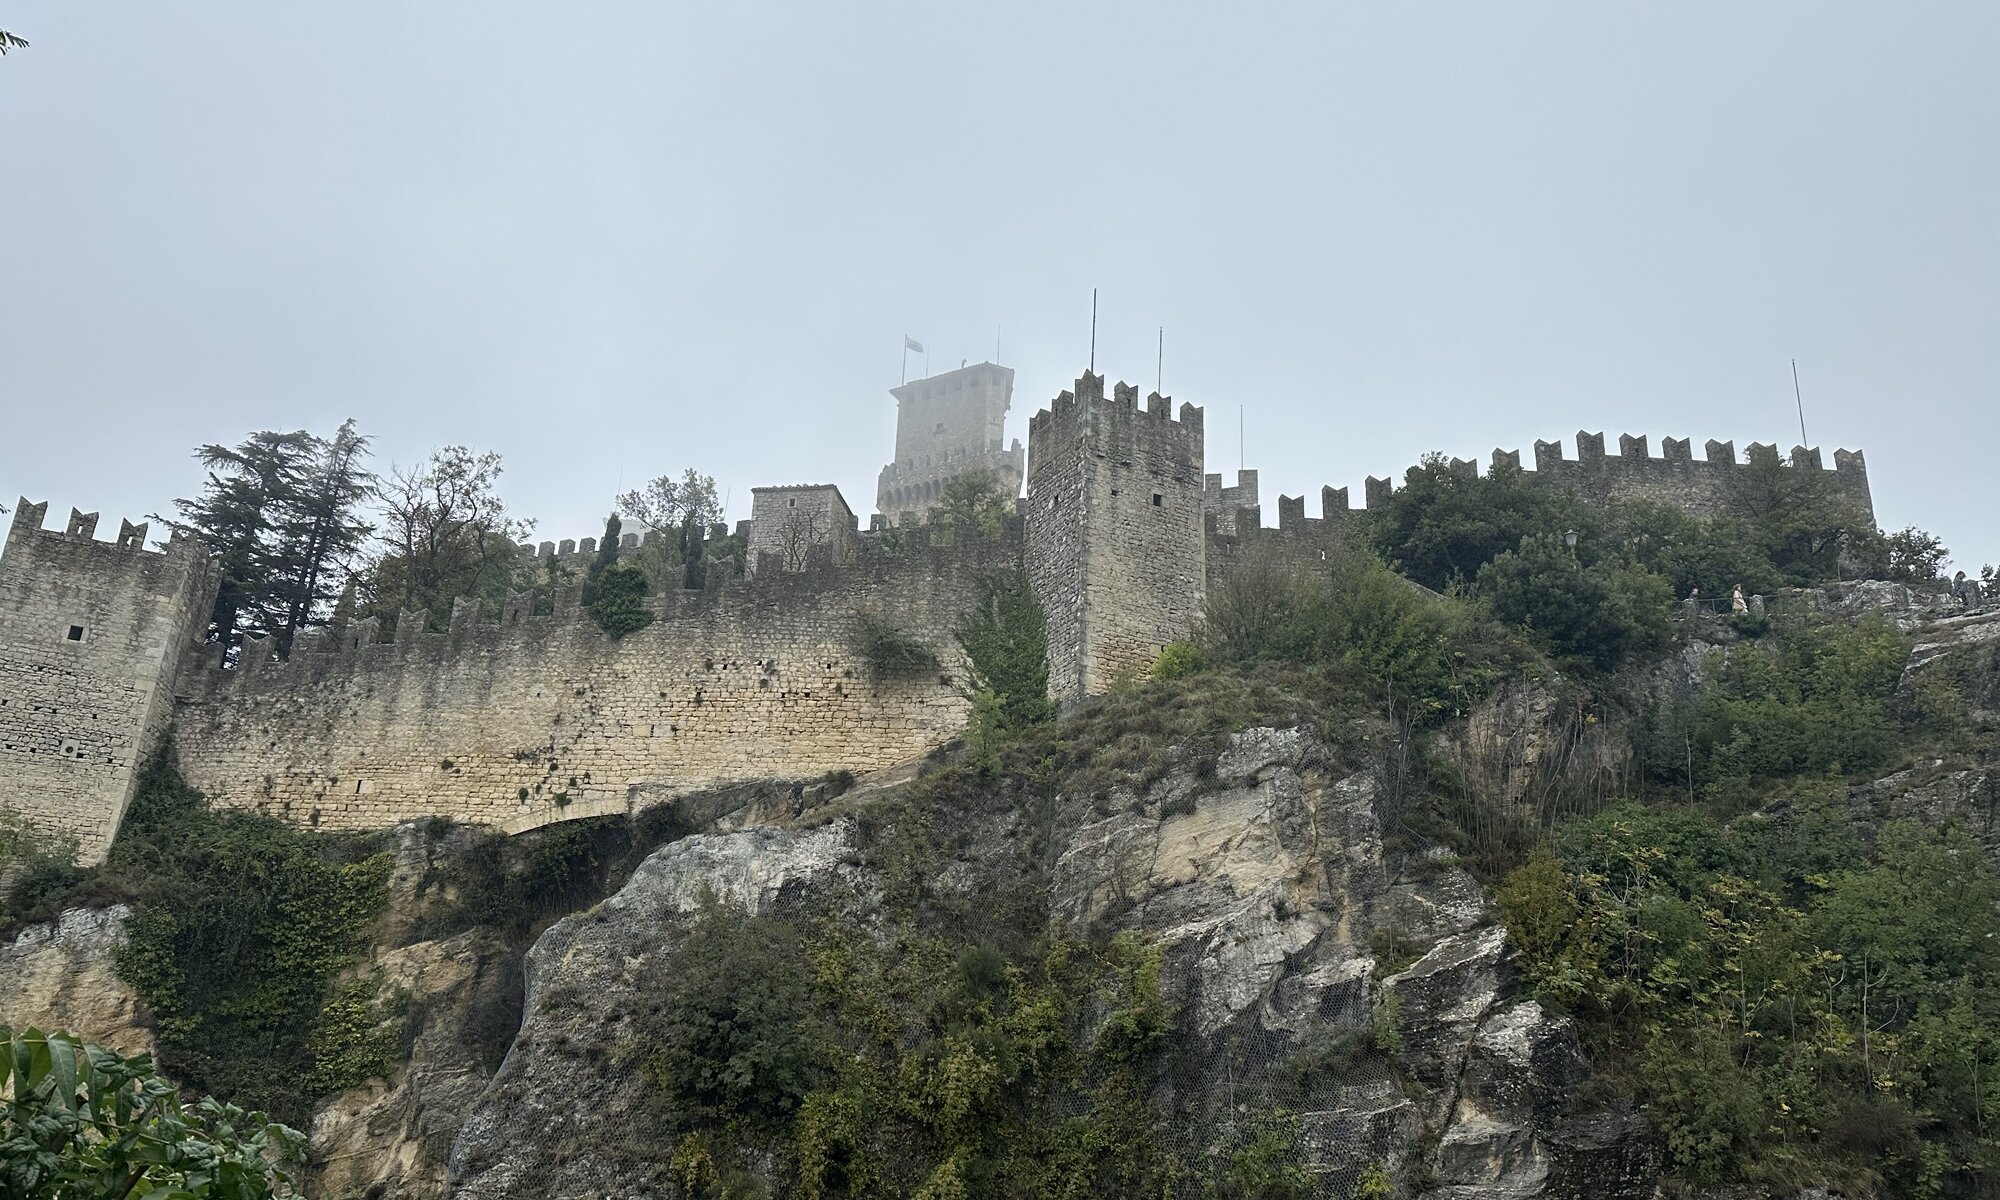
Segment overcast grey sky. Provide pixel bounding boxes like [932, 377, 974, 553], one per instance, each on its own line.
[2, 3, 1994, 568]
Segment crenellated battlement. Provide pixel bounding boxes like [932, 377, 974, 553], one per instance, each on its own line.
[6, 498, 212, 574]
[1026, 371, 1206, 704]
[203, 523, 1024, 683]
[1, 499, 221, 863]
[1026, 372, 1204, 445]
[0, 363, 1890, 855]
[1331, 432, 1873, 522]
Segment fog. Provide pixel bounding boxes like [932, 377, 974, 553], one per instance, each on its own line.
[1, 2, 1993, 566]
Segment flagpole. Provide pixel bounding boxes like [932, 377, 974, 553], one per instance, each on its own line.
[901, 339, 908, 385]
[1791, 358, 1808, 446]
[1157, 326, 1163, 394]
[1089, 288, 1097, 373]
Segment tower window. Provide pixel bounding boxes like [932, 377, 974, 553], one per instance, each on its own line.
[1151, 493, 1164, 507]
[66, 625, 85, 642]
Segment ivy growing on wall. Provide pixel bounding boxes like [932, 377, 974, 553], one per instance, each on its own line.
[3, 749, 400, 1126]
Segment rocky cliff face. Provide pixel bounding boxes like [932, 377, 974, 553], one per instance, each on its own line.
[441, 722, 1658, 1199]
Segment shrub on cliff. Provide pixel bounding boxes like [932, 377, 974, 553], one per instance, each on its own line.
[6, 750, 400, 1127]
[1199, 548, 1516, 722]
[1641, 615, 1911, 802]
[1501, 802, 2000, 1193]
[1475, 533, 1672, 672]
[956, 569, 1056, 758]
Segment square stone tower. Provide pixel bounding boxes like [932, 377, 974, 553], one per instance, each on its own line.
[1026, 373, 1205, 705]
[0, 501, 218, 863]
[876, 362, 1025, 517]
[747, 485, 857, 575]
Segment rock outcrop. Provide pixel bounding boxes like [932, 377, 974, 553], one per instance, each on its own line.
[444, 724, 1657, 1198]
[0, 904, 151, 1056]
[447, 821, 859, 1198]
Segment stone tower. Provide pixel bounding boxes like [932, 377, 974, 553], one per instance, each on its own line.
[876, 362, 1025, 516]
[0, 501, 218, 863]
[1026, 373, 1205, 705]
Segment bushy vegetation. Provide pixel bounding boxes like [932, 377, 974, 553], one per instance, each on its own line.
[849, 613, 940, 679]
[621, 783, 1314, 1199]
[2, 752, 397, 1126]
[1640, 615, 1914, 805]
[1478, 533, 1672, 671]
[1501, 801, 2000, 1194]
[955, 569, 1057, 759]
[1362, 448, 1949, 672]
[2, 1024, 305, 1200]
[1198, 546, 1526, 721]
[581, 513, 660, 639]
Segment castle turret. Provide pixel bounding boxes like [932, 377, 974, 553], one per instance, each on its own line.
[876, 362, 1025, 517]
[0, 500, 219, 863]
[1026, 374, 1205, 705]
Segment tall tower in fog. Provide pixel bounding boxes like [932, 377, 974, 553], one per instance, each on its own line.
[875, 361, 1025, 517]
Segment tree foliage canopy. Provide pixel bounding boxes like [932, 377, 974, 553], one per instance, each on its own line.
[366, 445, 529, 624]
[162, 422, 375, 656]
[1, 1024, 304, 1200]
[617, 469, 723, 535]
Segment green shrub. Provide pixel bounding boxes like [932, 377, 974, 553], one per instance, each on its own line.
[1611, 501, 1780, 599]
[955, 569, 1055, 754]
[4, 749, 402, 1126]
[1200, 548, 1516, 722]
[1475, 533, 1672, 671]
[588, 561, 656, 639]
[636, 905, 819, 1130]
[1366, 452, 1588, 591]
[1499, 800, 2000, 1192]
[0, 1025, 306, 1200]
[850, 612, 940, 679]
[1689, 616, 1910, 797]
[1150, 638, 1206, 680]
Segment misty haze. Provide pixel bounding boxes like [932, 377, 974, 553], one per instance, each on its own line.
[1, 6, 1996, 1200]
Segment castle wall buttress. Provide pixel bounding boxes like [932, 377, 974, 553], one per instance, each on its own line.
[0, 501, 219, 863]
[1026, 373, 1204, 705]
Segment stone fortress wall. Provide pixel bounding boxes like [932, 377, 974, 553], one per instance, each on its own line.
[171, 527, 1017, 834]
[0, 503, 218, 863]
[0, 362, 1883, 852]
[1201, 431, 1875, 590]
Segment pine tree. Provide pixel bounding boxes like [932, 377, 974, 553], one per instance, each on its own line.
[159, 424, 375, 656]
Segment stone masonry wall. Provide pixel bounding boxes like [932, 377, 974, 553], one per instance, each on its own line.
[1027, 373, 1205, 704]
[1350, 433, 1873, 523]
[0, 502, 218, 863]
[173, 537, 1011, 834]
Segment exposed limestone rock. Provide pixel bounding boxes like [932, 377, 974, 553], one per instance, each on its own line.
[440, 726, 1655, 1198]
[1432, 678, 1632, 823]
[0, 905, 151, 1055]
[447, 821, 860, 1199]
[310, 931, 505, 1200]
